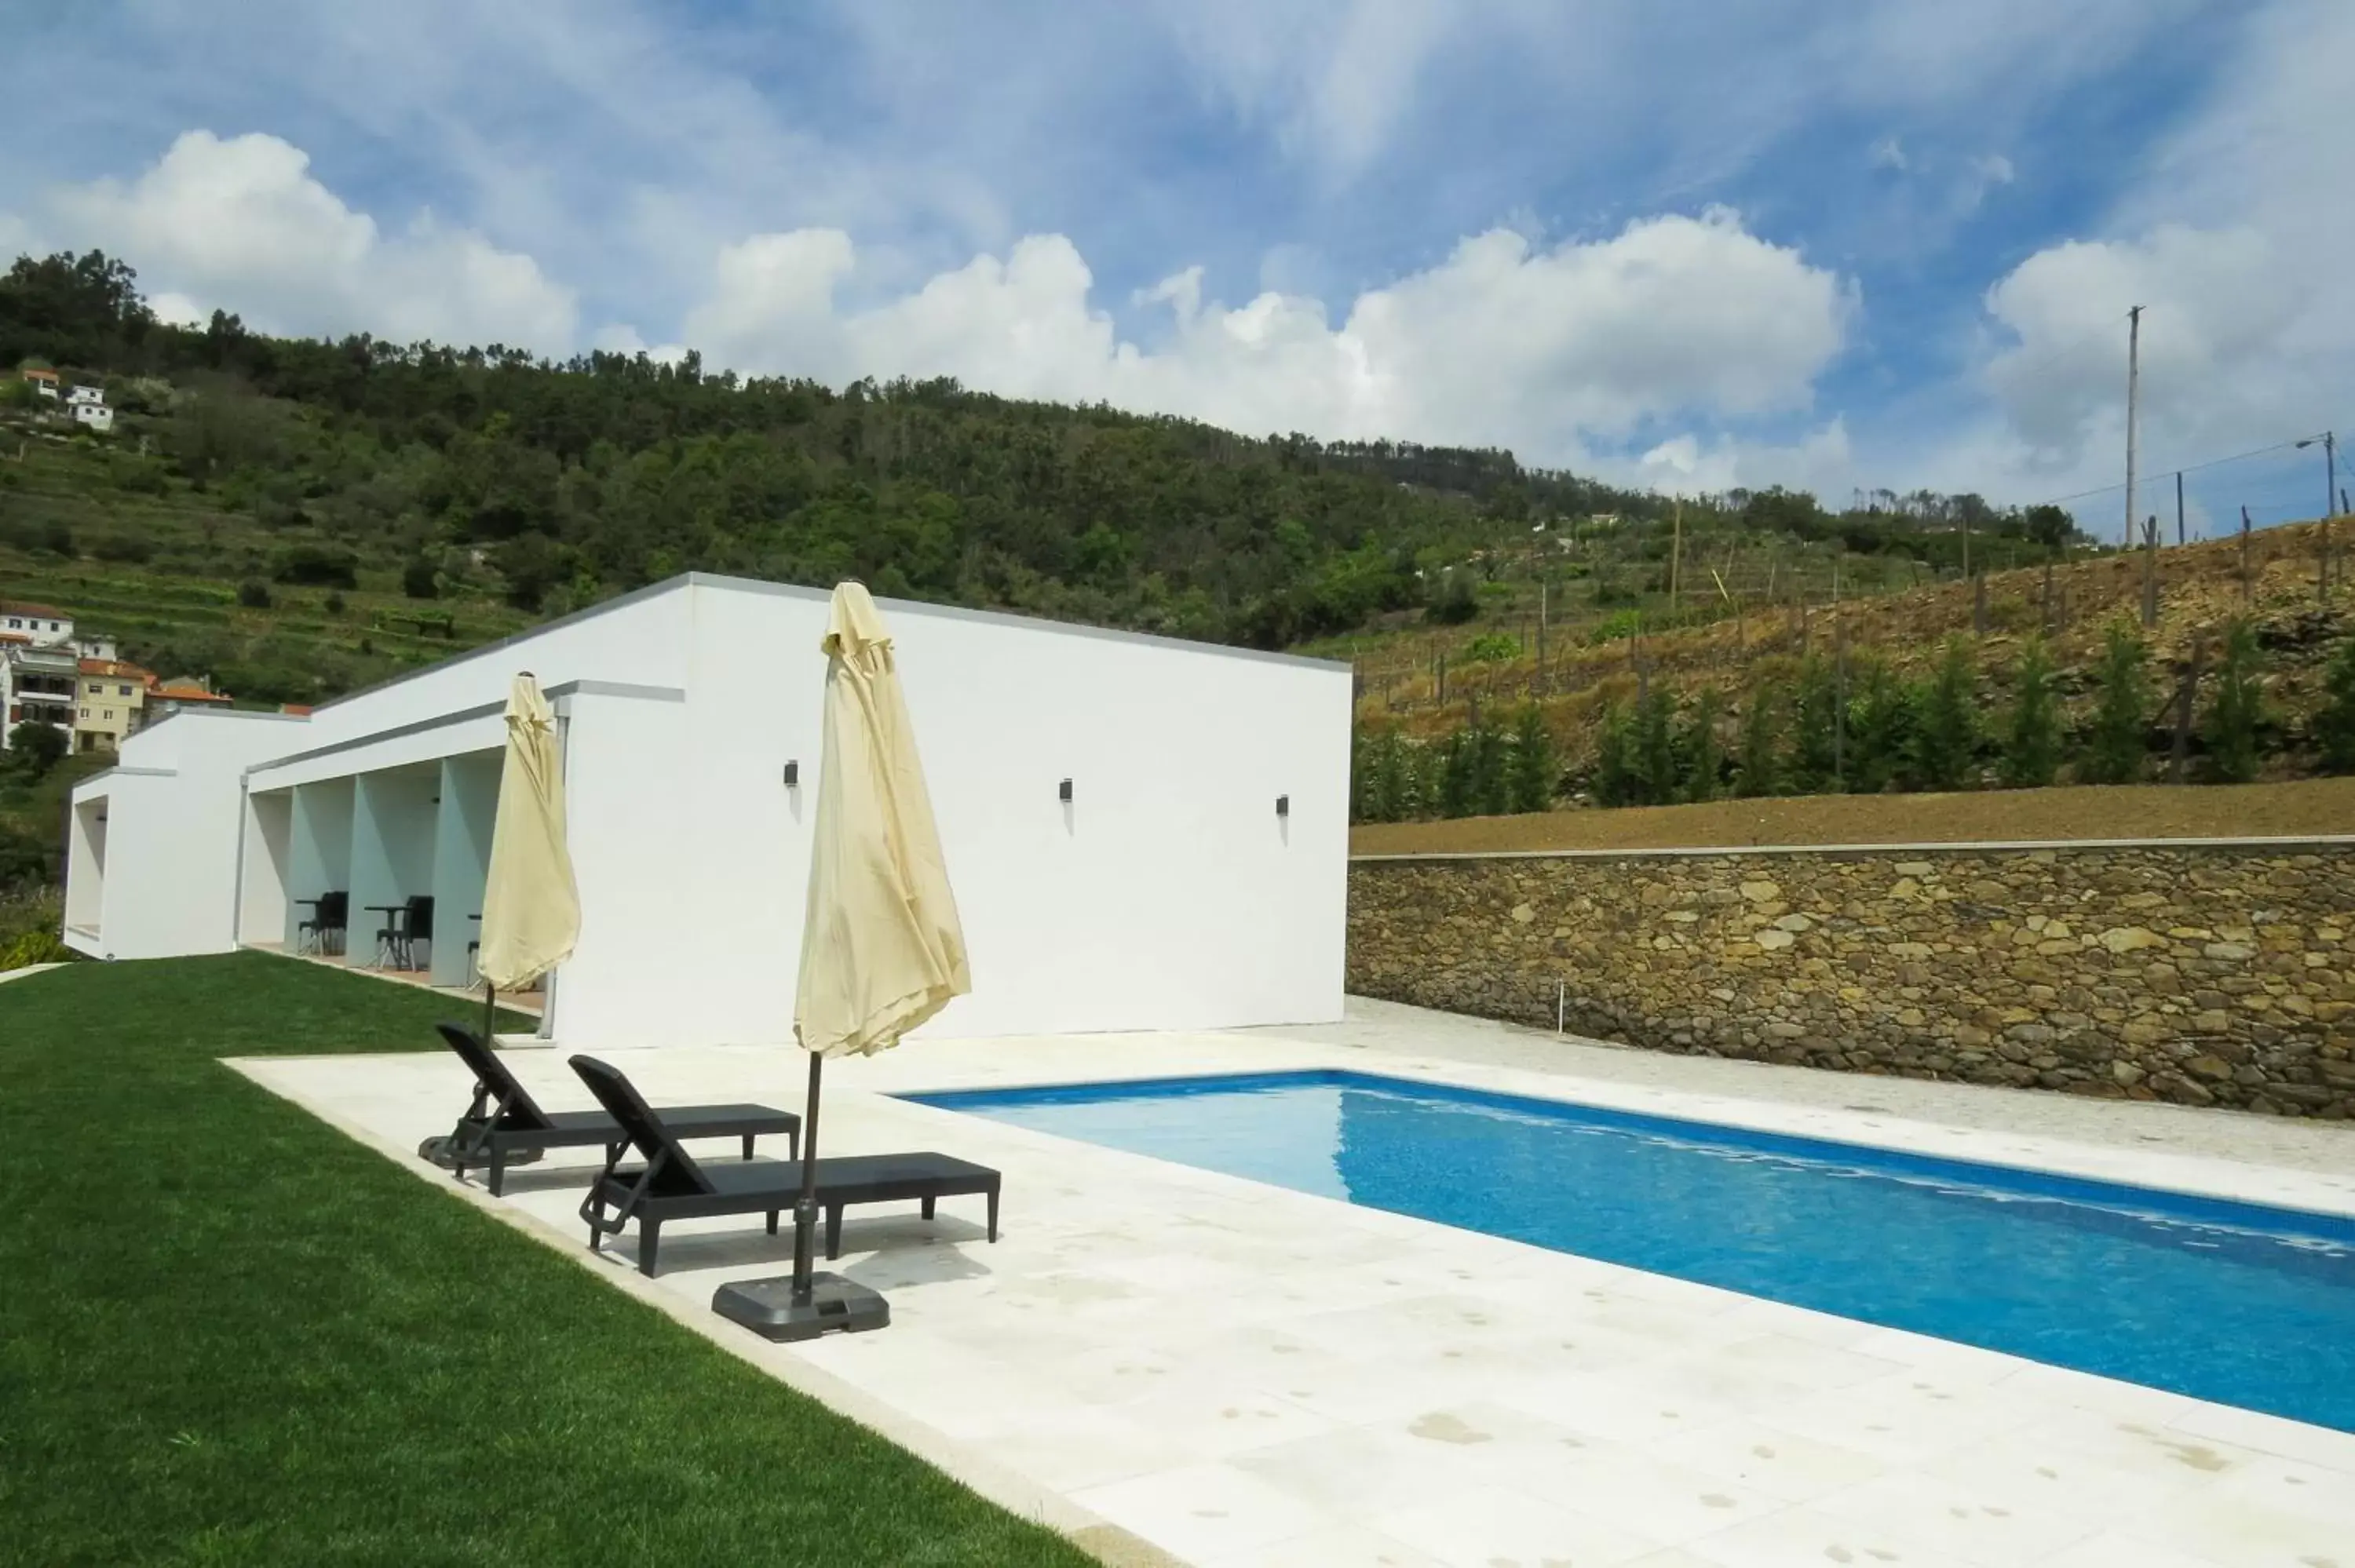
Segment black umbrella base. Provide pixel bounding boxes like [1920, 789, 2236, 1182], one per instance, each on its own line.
[712, 1272, 889, 1341]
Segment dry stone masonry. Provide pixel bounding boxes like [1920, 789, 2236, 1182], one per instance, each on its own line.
[1348, 842, 2355, 1119]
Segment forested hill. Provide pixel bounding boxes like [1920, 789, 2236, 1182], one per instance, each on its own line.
[3, 248, 2085, 687]
[2, 248, 1693, 653]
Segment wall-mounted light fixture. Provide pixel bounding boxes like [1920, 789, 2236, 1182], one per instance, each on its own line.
[1058, 778, 1073, 804]
[783, 760, 800, 787]
[1276, 794, 1290, 819]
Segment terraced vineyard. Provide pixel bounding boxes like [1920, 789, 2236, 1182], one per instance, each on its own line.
[0, 428, 533, 706]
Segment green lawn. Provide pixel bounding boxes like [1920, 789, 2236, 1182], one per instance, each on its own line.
[0, 954, 1096, 1567]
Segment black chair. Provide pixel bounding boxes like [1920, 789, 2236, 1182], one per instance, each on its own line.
[371, 893, 436, 971]
[570, 1055, 1000, 1277]
[418, 1023, 799, 1197]
[403, 893, 434, 971]
[297, 891, 348, 956]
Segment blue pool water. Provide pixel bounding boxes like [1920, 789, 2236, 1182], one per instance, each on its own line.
[906, 1070, 2355, 1431]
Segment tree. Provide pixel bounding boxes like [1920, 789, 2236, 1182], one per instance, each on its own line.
[3, 721, 68, 779]
[2001, 639, 2062, 789]
[1592, 702, 1635, 807]
[1437, 713, 1510, 819]
[1787, 656, 1841, 793]
[1681, 686, 1725, 802]
[1507, 706, 1557, 814]
[1846, 658, 1912, 793]
[2024, 504, 2076, 556]
[1373, 728, 1420, 820]
[0, 249, 153, 366]
[1349, 725, 1375, 822]
[1426, 571, 1477, 625]
[1909, 638, 1978, 790]
[1736, 683, 1784, 798]
[2083, 620, 2151, 785]
[401, 557, 440, 600]
[2203, 618, 2266, 784]
[1634, 684, 1677, 805]
[2315, 636, 2355, 774]
[1437, 729, 1476, 819]
[236, 580, 272, 609]
[273, 543, 360, 588]
[1469, 710, 1511, 817]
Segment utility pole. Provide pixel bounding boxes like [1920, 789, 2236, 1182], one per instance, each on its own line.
[1536, 581, 1548, 691]
[1669, 499, 1683, 614]
[2123, 304, 2143, 550]
[2175, 471, 2185, 548]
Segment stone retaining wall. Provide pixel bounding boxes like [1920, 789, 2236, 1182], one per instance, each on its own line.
[1347, 841, 2355, 1119]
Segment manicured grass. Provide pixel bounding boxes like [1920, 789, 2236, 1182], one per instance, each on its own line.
[0, 954, 1094, 1567]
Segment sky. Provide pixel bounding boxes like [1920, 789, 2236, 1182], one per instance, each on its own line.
[2, 1, 2349, 528]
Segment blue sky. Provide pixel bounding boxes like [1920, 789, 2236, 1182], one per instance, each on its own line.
[3, 1, 2348, 520]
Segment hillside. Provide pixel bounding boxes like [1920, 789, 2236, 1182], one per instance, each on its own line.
[4, 246, 2084, 706]
[1, 435, 535, 705]
[1353, 516, 2355, 793]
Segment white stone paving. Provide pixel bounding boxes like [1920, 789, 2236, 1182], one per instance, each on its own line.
[233, 999, 2355, 1568]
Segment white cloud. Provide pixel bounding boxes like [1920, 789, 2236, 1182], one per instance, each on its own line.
[28, 130, 578, 349]
[1641, 420, 1855, 495]
[679, 207, 1855, 462]
[1869, 137, 1909, 173]
[1953, 2, 2354, 507]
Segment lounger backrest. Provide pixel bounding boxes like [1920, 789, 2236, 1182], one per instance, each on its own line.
[568, 1055, 714, 1197]
[434, 1022, 550, 1132]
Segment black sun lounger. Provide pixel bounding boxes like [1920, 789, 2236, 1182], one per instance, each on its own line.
[569, 1054, 1001, 1278]
[420, 1023, 800, 1197]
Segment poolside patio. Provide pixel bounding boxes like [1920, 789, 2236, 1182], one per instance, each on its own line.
[238, 998, 2355, 1568]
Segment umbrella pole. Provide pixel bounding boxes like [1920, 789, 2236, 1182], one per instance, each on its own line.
[713, 1048, 887, 1340]
[790, 1052, 823, 1299]
[480, 981, 498, 1052]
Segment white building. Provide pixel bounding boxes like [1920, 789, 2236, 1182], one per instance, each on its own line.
[65, 385, 104, 407]
[65, 573, 1350, 1048]
[2, 602, 73, 644]
[2, 602, 81, 751]
[72, 403, 115, 434]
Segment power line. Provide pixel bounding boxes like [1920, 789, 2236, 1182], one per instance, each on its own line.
[2028, 434, 2324, 509]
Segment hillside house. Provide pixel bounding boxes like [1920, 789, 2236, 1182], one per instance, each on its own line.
[74, 658, 154, 753]
[20, 368, 59, 400]
[3, 642, 79, 749]
[72, 403, 115, 434]
[65, 385, 104, 407]
[1, 601, 73, 644]
[144, 676, 234, 720]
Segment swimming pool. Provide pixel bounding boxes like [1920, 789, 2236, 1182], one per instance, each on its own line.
[906, 1070, 2355, 1432]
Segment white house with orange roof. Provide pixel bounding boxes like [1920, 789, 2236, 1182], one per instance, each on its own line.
[73, 658, 155, 753]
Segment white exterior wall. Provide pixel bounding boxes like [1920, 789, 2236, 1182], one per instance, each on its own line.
[64, 574, 1351, 1043]
[640, 578, 1349, 1048]
[65, 711, 310, 960]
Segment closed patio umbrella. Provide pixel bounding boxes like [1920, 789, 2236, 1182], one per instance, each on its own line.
[715, 582, 969, 1340]
[476, 671, 580, 1049]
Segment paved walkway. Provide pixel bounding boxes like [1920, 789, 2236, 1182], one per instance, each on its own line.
[237, 999, 2355, 1568]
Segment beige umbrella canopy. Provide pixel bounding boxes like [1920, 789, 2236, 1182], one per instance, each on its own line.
[476, 673, 580, 1037]
[730, 582, 968, 1336]
[794, 582, 969, 1057]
